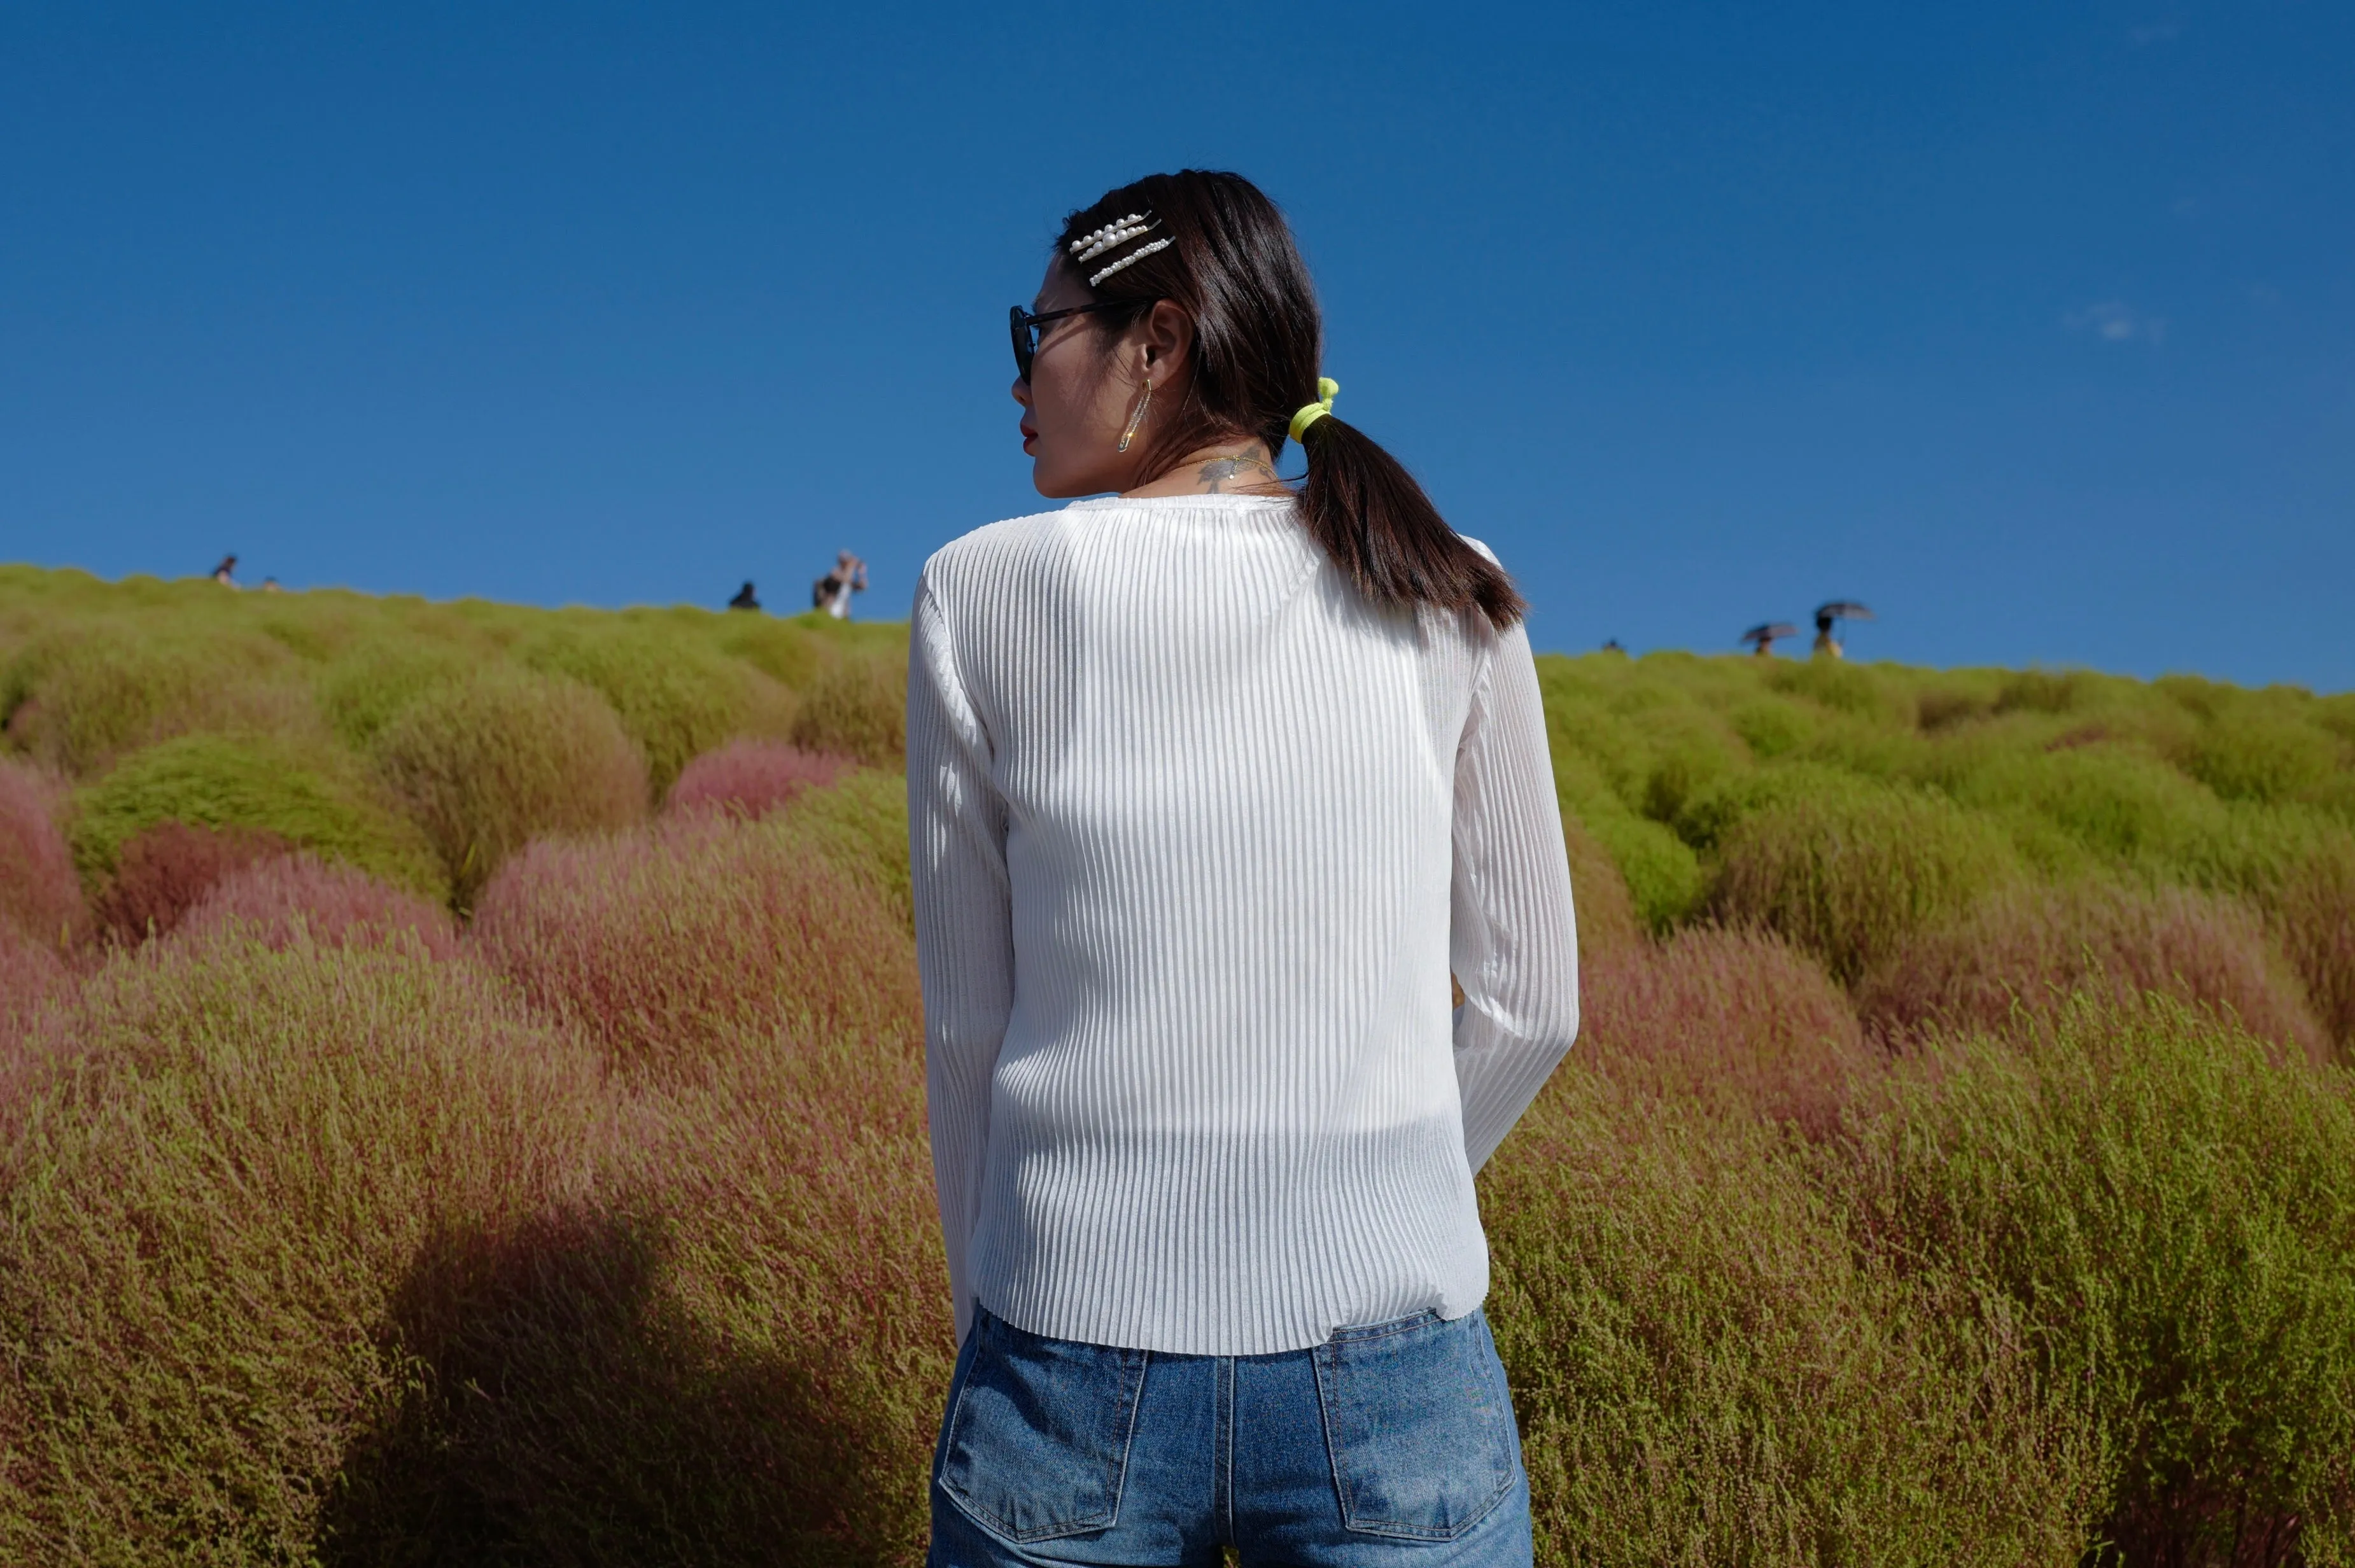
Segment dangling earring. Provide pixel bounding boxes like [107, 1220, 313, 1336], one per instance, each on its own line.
[1117, 376, 1152, 453]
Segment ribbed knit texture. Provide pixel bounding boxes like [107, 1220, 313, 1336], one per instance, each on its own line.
[908, 494, 1578, 1356]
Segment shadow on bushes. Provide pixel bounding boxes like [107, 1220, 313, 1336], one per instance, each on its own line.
[321, 1205, 893, 1568]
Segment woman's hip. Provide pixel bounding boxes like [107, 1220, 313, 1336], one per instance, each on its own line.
[928, 1303, 1532, 1567]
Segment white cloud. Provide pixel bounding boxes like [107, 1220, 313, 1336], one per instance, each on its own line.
[2065, 300, 2168, 346]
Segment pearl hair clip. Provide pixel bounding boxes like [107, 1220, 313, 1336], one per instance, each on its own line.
[1069, 213, 1154, 263]
[1088, 239, 1171, 288]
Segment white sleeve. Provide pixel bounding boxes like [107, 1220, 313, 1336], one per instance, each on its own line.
[1449, 619, 1581, 1171]
[906, 572, 1014, 1344]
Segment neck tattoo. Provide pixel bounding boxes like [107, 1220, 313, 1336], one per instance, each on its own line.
[1197, 452, 1277, 493]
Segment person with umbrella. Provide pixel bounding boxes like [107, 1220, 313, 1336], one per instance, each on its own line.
[1740, 621, 1797, 657]
[1812, 601, 1873, 658]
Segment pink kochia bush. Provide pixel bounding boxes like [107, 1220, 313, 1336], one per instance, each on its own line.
[1856, 879, 2330, 1066]
[172, 851, 461, 960]
[0, 759, 82, 946]
[663, 739, 852, 822]
[1575, 925, 1874, 1133]
[92, 820, 292, 945]
[0, 923, 73, 1074]
[470, 806, 920, 1071]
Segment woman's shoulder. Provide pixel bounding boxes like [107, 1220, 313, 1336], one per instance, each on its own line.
[921, 506, 1074, 577]
[915, 508, 1069, 611]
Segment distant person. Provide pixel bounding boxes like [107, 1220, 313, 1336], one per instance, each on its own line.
[728, 580, 761, 612]
[1811, 600, 1874, 659]
[1601, 637, 1626, 654]
[261, 577, 282, 593]
[812, 550, 867, 619]
[1741, 621, 1797, 657]
[911, 170, 1574, 1565]
[211, 554, 238, 587]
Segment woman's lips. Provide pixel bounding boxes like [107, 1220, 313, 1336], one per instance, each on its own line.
[1020, 424, 1037, 452]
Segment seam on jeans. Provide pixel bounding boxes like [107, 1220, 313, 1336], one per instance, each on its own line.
[935, 1312, 988, 1485]
[1309, 1342, 1353, 1537]
[1107, 1348, 1146, 1534]
[931, 1320, 980, 1486]
[1321, 1309, 1444, 1347]
[1219, 1355, 1235, 1546]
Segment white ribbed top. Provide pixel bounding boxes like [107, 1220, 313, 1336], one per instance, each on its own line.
[907, 493, 1578, 1356]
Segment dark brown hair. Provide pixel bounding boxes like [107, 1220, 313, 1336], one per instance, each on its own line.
[1057, 171, 1525, 630]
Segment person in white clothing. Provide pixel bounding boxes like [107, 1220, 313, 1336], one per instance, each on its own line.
[813, 550, 868, 617]
[908, 170, 1578, 1567]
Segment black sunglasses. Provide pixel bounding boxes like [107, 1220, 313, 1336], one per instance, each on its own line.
[1009, 300, 1152, 383]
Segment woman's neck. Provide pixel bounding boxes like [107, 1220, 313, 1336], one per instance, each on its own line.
[1121, 439, 1289, 500]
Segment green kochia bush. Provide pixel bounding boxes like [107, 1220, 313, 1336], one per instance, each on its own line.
[2186, 708, 2347, 806]
[1549, 748, 1704, 933]
[787, 650, 908, 769]
[1482, 1072, 2103, 1564]
[786, 768, 914, 923]
[1, 622, 325, 778]
[315, 637, 483, 749]
[1851, 997, 2355, 1565]
[67, 732, 444, 900]
[1708, 782, 2023, 984]
[1946, 743, 2230, 874]
[513, 620, 771, 795]
[369, 665, 647, 907]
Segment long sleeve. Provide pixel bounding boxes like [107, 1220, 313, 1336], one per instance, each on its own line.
[906, 574, 1014, 1347]
[1449, 619, 1580, 1172]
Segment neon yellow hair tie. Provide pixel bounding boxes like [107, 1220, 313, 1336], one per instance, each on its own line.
[1288, 377, 1340, 443]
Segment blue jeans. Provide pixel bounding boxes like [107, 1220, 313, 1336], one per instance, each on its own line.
[928, 1305, 1533, 1567]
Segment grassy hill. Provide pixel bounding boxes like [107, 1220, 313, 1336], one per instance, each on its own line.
[2, 564, 2351, 1565]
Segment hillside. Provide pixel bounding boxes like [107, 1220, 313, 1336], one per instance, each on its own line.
[2, 563, 2352, 1564]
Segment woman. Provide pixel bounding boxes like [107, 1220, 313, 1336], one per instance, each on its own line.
[908, 170, 1578, 1567]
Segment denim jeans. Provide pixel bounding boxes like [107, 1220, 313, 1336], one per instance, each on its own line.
[928, 1304, 1533, 1567]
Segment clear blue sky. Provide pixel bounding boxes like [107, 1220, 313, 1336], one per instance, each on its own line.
[3, 3, 2348, 687]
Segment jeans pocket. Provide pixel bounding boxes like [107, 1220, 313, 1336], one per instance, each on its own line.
[935, 1307, 1149, 1544]
[1311, 1308, 1520, 1541]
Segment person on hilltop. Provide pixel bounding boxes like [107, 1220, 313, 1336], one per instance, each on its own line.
[1812, 599, 1874, 658]
[728, 580, 762, 612]
[812, 550, 867, 618]
[909, 169, 1577, 1567]
[210, 554, 238, 587]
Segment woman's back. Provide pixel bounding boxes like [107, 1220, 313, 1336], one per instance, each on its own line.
[912, 493, 1577, 1355]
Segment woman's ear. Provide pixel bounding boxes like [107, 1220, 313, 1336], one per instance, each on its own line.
[1137, 299, 1195, 379]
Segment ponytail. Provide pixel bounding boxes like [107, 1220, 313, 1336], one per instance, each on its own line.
[1296, 416, 1526, 631]
[1060, 170, 1526, 631]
